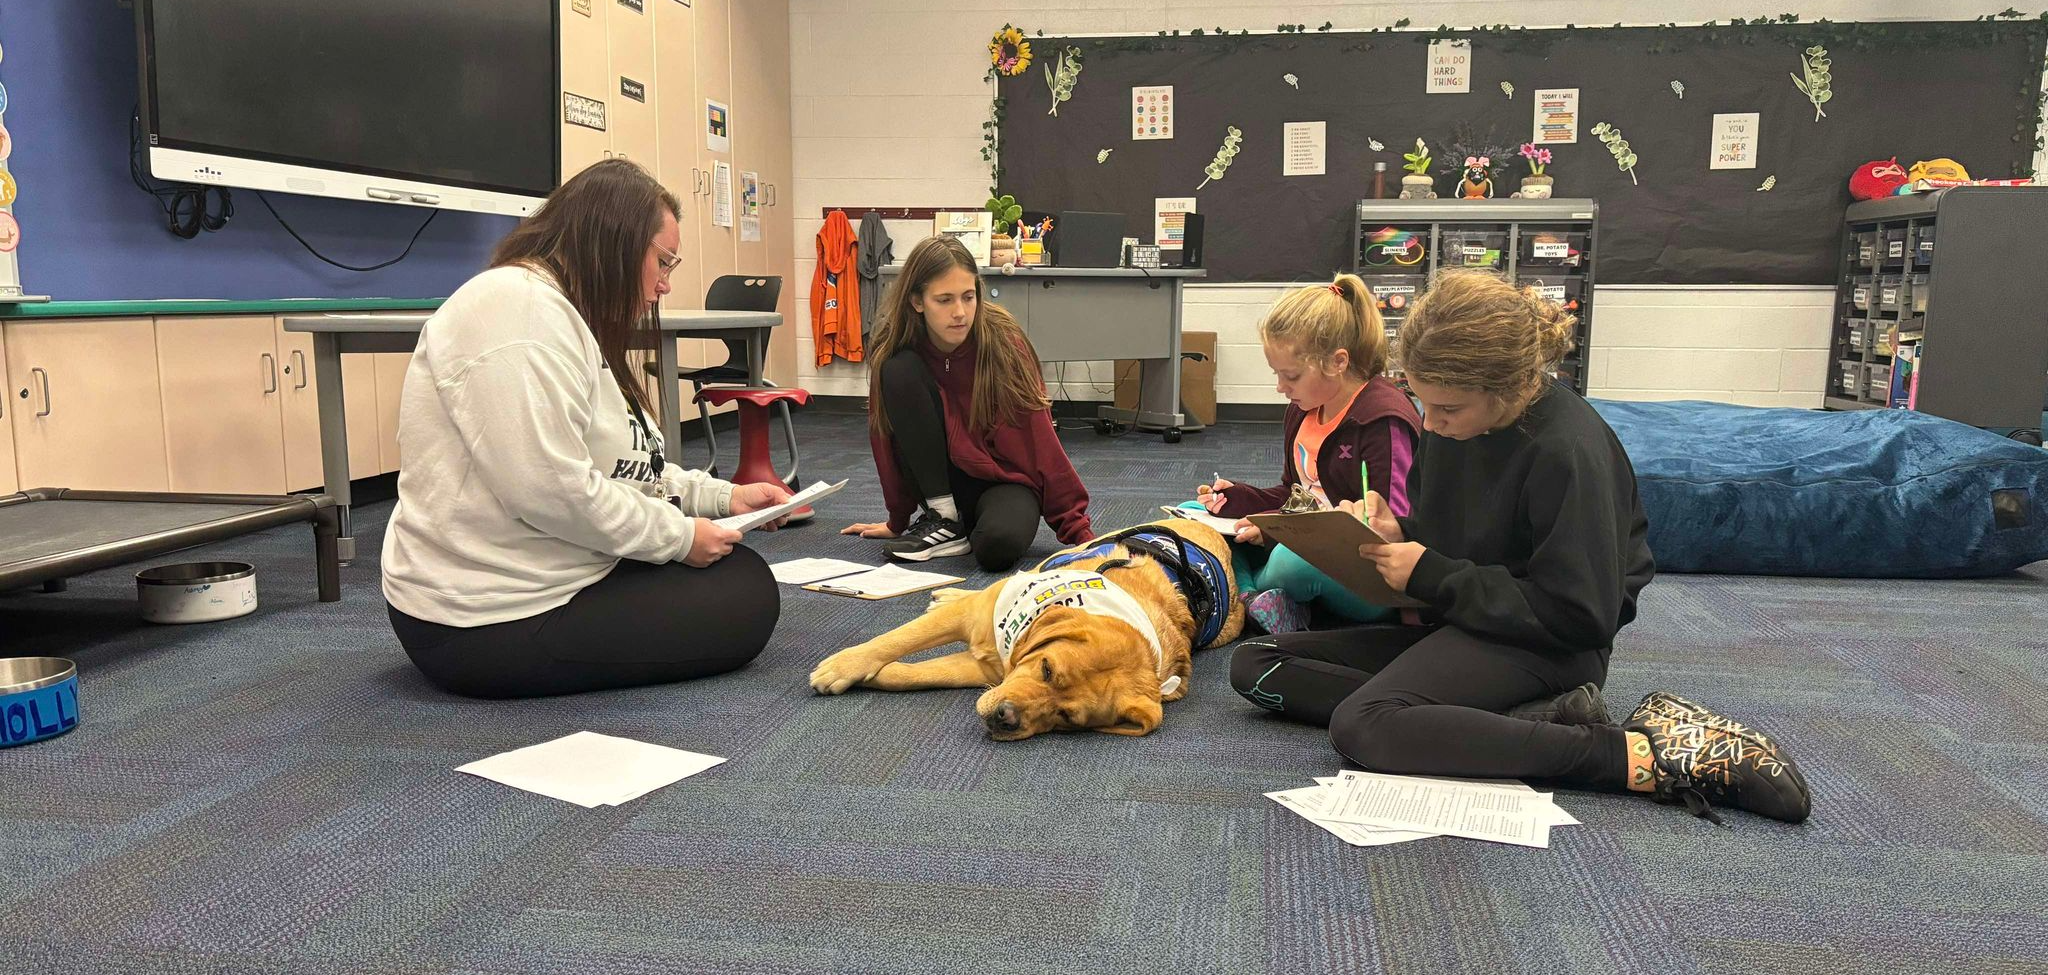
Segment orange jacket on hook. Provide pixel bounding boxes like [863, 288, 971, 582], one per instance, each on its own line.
[810, 211, 863, 365]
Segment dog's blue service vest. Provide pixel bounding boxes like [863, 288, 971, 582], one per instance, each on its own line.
[1037, 527, 1229, 648]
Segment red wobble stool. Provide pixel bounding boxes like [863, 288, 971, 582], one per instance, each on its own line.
[695, 386, 813, 522]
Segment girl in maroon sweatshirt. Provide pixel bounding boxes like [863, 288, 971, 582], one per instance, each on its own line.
[1199, 273, 1421, 632]
[842, 236, 1092, 569]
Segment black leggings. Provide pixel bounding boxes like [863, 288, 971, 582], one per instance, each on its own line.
[879, 349, 1042, 571]
[388, 547, 778, 699]
[1230, 624, 1629, 791]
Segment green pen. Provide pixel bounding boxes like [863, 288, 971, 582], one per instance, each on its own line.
[1360, 459, 1370, 518]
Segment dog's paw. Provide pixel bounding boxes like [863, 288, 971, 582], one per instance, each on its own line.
[928, 587, 972, 607]
[809, 649, 881, 695]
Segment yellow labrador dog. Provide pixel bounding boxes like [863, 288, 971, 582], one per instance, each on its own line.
[809, 518, 1245, 739]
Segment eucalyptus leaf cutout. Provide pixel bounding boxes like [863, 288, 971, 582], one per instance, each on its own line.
[1758, 175, 1777, 191]
[1198, 126, 1243, 190]
[1500, 81, 1515, 99]
[1097, 148, 1112, 163]
[1591, 121, 1639, 185]
[1284, 73, 1299, 89]
[1044, 46, 1083, 116]
[1670, 80, 1685, 99]
[1368, 138, 1385, 152]
[1792, 45, 1832, 121]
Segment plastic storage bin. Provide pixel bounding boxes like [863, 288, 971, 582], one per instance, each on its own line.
[1910, 224, 1935, 269]
[1877, 274, 1905, 313]
[1854, 230, 1878, 268]
[1520, 230, 1588, 268]
[1880, 227, 1908, 267]
[1910, 273, 1929, 314]
[1518, 273, 1584, 313]
[1363, 274, 1426, 321]
[1440, 230, 1508, 270]
[1850, 276, 1874, 311]
[1838, 360, 1865, 398]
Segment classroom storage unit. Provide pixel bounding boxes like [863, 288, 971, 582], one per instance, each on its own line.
[1354, 199, 1598, 394]
[1825, 187, 2048, 438]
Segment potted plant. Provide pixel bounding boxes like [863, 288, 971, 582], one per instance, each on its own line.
[1517, 143, 1554, 198]
[985, 193, 1023, 266]
[1399, 139, 1436, 199]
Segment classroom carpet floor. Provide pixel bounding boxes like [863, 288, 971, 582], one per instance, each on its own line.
[4, 410, 2047, 975]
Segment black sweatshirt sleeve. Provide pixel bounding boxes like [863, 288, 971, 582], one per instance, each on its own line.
[1405, 438, 1632, 652]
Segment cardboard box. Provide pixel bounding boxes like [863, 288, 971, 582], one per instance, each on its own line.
[1115, 331, 1217, 426]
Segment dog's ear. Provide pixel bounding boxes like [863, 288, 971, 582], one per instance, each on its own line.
[1008, 605, 1095, 679]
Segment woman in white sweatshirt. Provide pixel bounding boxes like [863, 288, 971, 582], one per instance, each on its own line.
[381, 159, 791, 698]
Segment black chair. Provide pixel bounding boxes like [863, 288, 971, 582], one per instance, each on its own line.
[645, 275, 798, 483]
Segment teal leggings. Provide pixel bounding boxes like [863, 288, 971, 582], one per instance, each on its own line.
[1231, 541, 1395, 624]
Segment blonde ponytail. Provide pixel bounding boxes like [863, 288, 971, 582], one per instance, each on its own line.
[1258, 272, 1389, 379]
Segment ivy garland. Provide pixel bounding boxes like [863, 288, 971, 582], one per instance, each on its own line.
[999, 12, 2048, 176]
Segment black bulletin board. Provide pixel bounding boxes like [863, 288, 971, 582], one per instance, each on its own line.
[997, 22, 2046, 285]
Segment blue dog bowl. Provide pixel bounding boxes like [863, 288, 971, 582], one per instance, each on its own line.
[0, 657, 79, 748]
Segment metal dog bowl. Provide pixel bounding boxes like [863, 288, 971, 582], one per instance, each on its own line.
[0, 657, 80, 747]
[136, 561, 259, 624]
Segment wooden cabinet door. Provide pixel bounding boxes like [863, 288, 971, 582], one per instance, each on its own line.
[560, 0, 612, 181]
[653, 0, 704, 317]
[0, 328, 17, 495]
[732, 0, 794, 387]
[156, 316, 288, 494]
[4, 319, 170, 491]
[274, 318, 384, 491]
[606, 0, 658, 171]
[693, 0, 737, 287]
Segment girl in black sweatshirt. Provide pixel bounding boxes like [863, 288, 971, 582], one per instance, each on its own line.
[1230, 271, 1812, 824]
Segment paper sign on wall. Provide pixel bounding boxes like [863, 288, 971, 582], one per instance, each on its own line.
[711, 161, 734, 228]
[1532, 88, 1578, 145]
[563, 92, 606, 131]
[1132, 86, 1174, 140]
[1710, 112, 1761, 170]
[1283, 121, 1327, 177]
[740, 171, 761, 217]
[1154, 197, 1196, 249]
[1427, 40, 1471, 94]
[705, 99, 730, 153]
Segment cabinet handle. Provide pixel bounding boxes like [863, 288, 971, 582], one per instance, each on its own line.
[31, 367, 50, 417]
[292, 350, 309, 390]
[765, 183, 778, 206]
[262, 353, 279, 394]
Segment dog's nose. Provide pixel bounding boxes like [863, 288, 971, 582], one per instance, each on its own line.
[985, 700, 1020, 734]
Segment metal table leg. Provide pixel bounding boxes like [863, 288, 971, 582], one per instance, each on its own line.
[310, 333, 357, 563]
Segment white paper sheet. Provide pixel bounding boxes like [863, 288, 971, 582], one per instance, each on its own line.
[808, 564, 962, 599]
[1318, 773, 1553, 848]
[770, 557, 873, 585]
[711, 161, 734, 228]
[1709, 112, 1760, 170]
[1268, 787, 1435, 846]
[1153, 197, 1196, 250]
[1427, 40, 1471, 93]
[1283, 121, 1327, 177]
[1159, 505, 1246, 537]
[713, 479, 846, 532]
[1533, 88, 1579, 145]
[456, 731, 725, 808]
[1132, 85, 1174, 140]
[1340, 770, 1581, 826]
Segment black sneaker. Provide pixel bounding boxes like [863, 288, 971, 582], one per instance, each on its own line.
[1505, 682, 1611, 726]
[884, 514, 971, 561]
[1627, 691, 1812, 825]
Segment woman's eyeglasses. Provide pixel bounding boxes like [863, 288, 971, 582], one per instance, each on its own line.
[652, 240, 682, 278]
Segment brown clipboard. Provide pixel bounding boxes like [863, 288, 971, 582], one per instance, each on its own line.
[1246, 509, 1425, 609]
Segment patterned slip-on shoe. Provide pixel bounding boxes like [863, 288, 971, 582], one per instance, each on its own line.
[1626, 691, 1813, 825]
[1245, 589, 1311, 635]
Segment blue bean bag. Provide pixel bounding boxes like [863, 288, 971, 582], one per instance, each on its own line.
[1591, 399, 2048, 577]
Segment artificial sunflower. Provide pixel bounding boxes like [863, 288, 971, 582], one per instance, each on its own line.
[989, 25, 1032, 76]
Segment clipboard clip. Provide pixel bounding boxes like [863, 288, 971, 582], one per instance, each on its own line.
[815, 585, 860, 597]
